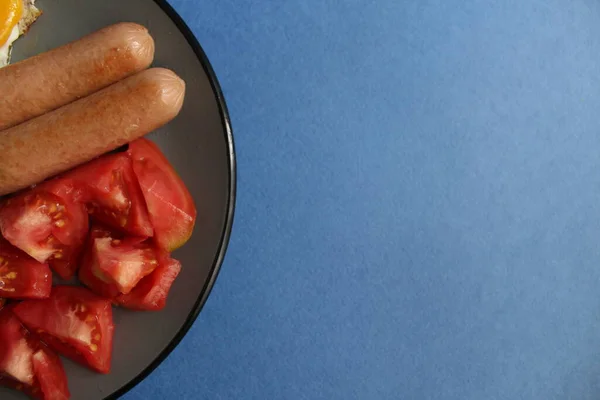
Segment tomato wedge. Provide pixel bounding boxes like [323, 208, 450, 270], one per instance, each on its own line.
[0, 307, 35, 387]
[128, 138, 196, 251]
[0, 178, 89, 279]
[32, 348, 70, 400]
[79, 226, 121, 299]
[0, 307, 70, 400]
[13, 286, 115, 374]
[92, 237, 158, 295]
[0, 239, 52, 300]
[79, 225, 158, 295]
[63, 153, 153, 238]
[116, 254, 181, 311]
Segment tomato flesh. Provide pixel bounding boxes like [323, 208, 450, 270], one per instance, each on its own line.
[0, 141, 194, 386]
[0, 307, 69, 400]
[92, 236, 158, 295]
[63, 153, 153, 238]
[79, 226, 121, 299]
[13, 286, 115, 374]
[128, 138, 196, 251]
[0, 307, 35, 386]
[32, 348, 70, 400]
[0, 239, 52, 300]
[0, 178, 89, 279]
[116, 254, 181, 311]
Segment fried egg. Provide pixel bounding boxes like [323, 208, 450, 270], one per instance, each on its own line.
[0, 0, 41, 67]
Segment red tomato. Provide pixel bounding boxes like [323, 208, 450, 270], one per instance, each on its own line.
[92, 236, 158, 295]
[0, 307, 70, 400]
[79, 225, 158, 295]
[78, 226, 122, 299]
[0, 238, 52, 300]
[13, 286, 115, 374]
[32, 348, 70, 400]
[0, 307, 36, 387]
[128, 138, 197, 251]
[0, 178, 88, 279]
[63, 153, 153, 238]
[116, 254, 182, 311]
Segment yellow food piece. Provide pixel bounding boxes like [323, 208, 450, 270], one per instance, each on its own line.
[0, 0, 22, 47]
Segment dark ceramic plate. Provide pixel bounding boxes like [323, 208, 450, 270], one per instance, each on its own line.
[1, 0, 235, 399]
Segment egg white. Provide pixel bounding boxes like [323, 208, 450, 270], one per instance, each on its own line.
[0, 0, 41, 67]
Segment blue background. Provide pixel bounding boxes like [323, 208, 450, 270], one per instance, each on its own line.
[125, 0, 600, 399]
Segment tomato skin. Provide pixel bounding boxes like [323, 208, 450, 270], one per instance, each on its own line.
[62, 153, 153, 238]
[116, 254, 181, 311]
[93, 237, 158, 295]
[0, 307, 69, 400]
[32, 348, 70, 400]
[0, 178, 89, 279]
[79, 225, 158, 295]
[42, 179, 89, 280]
[0, 239, 52, 300]
[78, 226, 121, 299]
[13, 286, 115, 374]
[128, 138, 196, 251]
[0, 307, 35, 387]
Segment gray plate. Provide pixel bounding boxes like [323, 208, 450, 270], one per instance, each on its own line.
[1, 0, 235, 399]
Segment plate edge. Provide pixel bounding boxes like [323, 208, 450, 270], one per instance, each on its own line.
[105, 0, 237, 399]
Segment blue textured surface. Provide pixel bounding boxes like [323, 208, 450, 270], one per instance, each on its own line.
[125, 0, 600, 399]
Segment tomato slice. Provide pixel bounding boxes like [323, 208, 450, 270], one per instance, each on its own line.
[13, 286, 115, 374]
[0, 178, 89, 279]
[79, 224, 158, 295]
[128, 138, 196, 251]
[0, 239, 52, 300]
[116, 253, 181, 311]
[63, 153, 153, 238]
[32, 348, 70, 400]
[0, 307, 35, 387]
[79, 226, 121, 299]
[0, 307, 70, 400]
[92, 236, 158, 295]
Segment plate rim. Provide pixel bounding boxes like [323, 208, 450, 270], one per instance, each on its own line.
[105, 1, 236, 398]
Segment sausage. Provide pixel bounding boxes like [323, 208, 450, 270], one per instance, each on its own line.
[0, 68, 185, 196]
[0, 22, 155, 130]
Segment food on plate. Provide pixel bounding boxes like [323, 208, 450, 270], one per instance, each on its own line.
[0, 238, 52, 299]
[128, 138, 197, 251]
[32, 349, 70, 400]
[0, 68, 186, 196]
[61, 153, 153, 238]
[0, 139, 195, 390]
[79, 225, 183, 311]
[0, 0, 41, 68]
[0, 17, 197, 399]
[0, 177, 89, 279]
[115, 253, 181, 311]
[0, 306, 70, 400]
[13, 286, 115, 374]
[0, 22, 155, 130]
[86, 230, 158, 295]
[0, 138, 195, 299]
[78, 227, 123, 299]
